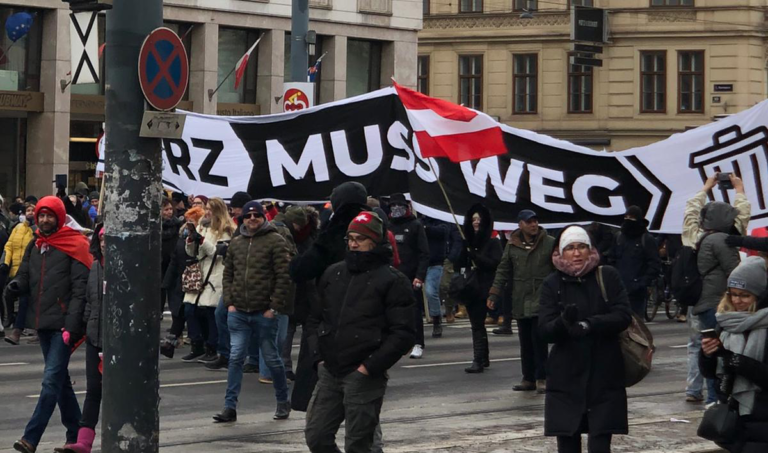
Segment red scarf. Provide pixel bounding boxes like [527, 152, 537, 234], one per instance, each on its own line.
[36, 226, 94, 269]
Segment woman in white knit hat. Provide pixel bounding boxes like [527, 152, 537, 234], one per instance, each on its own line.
[538, 225, 633, 453]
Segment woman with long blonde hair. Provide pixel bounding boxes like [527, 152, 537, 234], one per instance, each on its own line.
[180, 197, 234, 363]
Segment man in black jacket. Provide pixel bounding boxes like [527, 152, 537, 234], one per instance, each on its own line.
[304, 211, 415, 453]
[612, 205, 661, 317]
[387, 193, 429, 359]
[7, 196, 91, 453]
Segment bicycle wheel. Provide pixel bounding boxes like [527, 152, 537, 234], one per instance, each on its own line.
[645, 287, 658, 322]
[666, 299, 681, 320]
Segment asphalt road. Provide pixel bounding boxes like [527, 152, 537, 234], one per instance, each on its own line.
[0, 316, 723, 452]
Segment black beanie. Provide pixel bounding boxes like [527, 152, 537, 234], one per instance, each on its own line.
[230, 191, 252, 209]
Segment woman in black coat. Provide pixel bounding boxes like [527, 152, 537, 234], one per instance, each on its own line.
[539, 225, 633, 453]
[449, 203, 502, 374]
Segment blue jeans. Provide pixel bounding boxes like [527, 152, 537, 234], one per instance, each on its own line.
[425, 266, 443, 318]
[14, 295, 29, 330]
[260, 314, 289, 380]
[686, 307, 704, 398]
[225, 310, 288, 409]
[215, 298, 229, 358]
[698, 308, 718, 404]
[24, 330, 81, 447]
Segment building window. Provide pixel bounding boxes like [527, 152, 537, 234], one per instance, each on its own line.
[568, 63, 593, 113]
[651, 0, 693, 6]
[0, 8, 43, 92]
[417, 56, 429, 95]
[347, 39, 382, 98]
[459, 0, 482, 13]
[678, 50, 704, 113]
[513, 0, 537, 11]
[459, 55, 482, 110]
[513, 54, 537, 114]
[570, 0, 594, 6]
[423, 0, 430, 15]
[640, 51, 665, 113]
[218, 28, 260, 104]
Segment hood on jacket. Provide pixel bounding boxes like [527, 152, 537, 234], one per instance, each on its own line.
[463, 203, 493, 247]
[330, 182, 367, 212]
[701, 201, 740, 234]
[35, 196, 66, 230]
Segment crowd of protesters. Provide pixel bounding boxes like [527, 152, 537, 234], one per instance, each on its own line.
[1, 171, 768, 453]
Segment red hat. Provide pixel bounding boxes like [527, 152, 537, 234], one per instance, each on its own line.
[347, 211, 384, 244]
[35, 196, 66, 230]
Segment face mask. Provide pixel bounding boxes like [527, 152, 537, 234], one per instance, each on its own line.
[18, 215, 25, 224]
[390, 205, 407, 219]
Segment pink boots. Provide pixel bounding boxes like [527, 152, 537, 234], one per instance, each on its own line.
[55, 428, 95, 453]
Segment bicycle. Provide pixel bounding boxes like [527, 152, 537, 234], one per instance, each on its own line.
[644, 261, 681, 322]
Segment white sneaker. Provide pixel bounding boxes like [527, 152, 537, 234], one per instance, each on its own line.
[410, 345, 423, 359]
[705, 401, 717, 410]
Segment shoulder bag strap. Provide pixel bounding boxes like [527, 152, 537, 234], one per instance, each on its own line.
[596, 266, 608, 303]
[194, 254, 218, 306]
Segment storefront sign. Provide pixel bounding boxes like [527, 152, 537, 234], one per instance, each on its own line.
[71, 94, 105, 115]
[0, 91, 44, 112]
[216, 103, 260, 116]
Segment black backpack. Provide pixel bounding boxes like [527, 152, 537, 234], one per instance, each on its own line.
[670, 233, 716, 306]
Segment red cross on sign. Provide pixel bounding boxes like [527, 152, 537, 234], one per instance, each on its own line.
[138, 27, 189, 111]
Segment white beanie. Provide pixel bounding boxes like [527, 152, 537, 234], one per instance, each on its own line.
[559, 226, 592, 254]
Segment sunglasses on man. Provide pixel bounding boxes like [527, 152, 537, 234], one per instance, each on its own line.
[243, 212, 264, 220]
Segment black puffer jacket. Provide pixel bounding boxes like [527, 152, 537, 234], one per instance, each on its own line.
[423, 217, 450, 267]
[307, 245, 416, 378]
[14, 240, 89, 334]
[449, 203, 502, 300]
[84, 260, 104, 348]
[613, 226, 660, 297]
[161, 216, 183, 277]
[539, 265, 633, 436]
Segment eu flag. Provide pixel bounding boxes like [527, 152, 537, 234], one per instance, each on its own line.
[6, 12, 34, 43]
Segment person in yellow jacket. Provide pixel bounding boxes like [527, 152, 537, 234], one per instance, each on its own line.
[3, 202, 36, 345]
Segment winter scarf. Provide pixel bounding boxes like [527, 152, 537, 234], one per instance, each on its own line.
[552, 247, 601, 278]
[36, 228, 93, 269]
[716, 307, 768, 416]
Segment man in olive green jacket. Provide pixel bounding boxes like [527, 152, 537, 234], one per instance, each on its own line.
[215, 201, 293, 424]
[487, 210, 555, 394]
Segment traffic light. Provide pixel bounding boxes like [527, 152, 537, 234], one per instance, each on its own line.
[61, 0, 113, 12]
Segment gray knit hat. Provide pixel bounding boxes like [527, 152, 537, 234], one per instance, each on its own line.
[728, 256, 768, 297]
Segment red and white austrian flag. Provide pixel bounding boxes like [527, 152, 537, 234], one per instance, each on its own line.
[393, 82, 507, 163]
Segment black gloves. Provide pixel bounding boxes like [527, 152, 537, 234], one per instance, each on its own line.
[216, 242, 229, 258]
[569, 321, 591, 339]
[562, 304, 579, 325]
[0, 263, 9, 274]
[723, 352, 760, 375]
[725, 235, 744, 248]
[4, 280, 20, 301]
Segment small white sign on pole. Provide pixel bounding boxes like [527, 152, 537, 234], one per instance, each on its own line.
[282, 82, 315, 113]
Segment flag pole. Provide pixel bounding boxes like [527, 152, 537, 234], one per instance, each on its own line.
[208, 33, 263, 101]
[429, 163, 467, 242]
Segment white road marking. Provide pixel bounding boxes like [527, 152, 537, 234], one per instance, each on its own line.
[669, 345, 689, 349]
[402, 357, 520, 369]
[0, 362, 29, 366]
[27, 379, 228, 398]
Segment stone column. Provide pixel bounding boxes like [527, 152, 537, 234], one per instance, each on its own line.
[189, 22, 218, 114]
[381, 40, 417, 89]
[256, 29, 285, 115]
[319, 35, 347, 104]
[26, 8, 70, 198]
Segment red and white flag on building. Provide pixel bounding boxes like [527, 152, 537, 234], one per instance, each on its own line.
[234, 35, 263, 90]
[393, 82, 506, 163]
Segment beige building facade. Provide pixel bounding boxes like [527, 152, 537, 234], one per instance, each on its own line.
[1, 0, 420, 198]
[419, 0, 768, 151]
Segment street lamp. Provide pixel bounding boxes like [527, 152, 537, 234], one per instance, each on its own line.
[61, 0, 113, 12]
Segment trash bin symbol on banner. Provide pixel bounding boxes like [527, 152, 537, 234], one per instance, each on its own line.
[689, 125, 768, 219]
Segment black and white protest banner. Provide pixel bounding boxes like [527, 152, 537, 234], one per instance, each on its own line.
[70, 12, 100, 85]
[163, 88, 768, 233]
